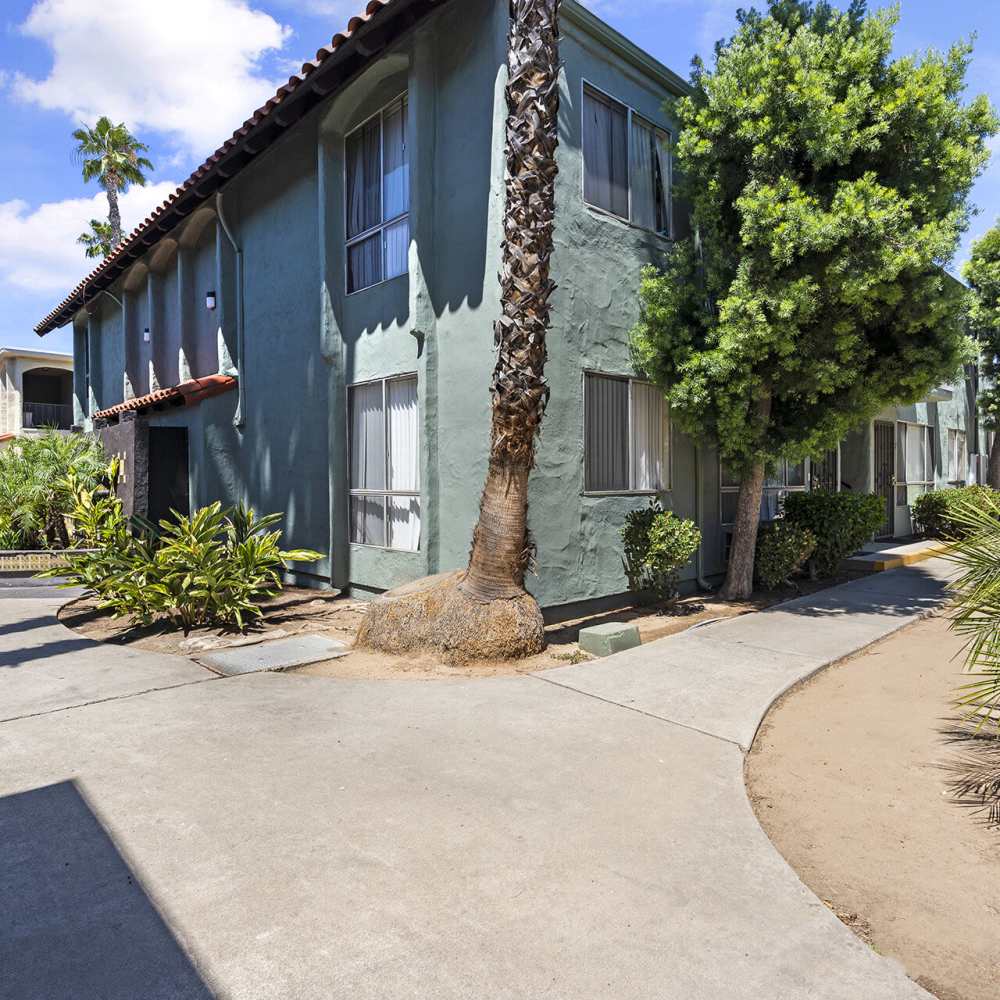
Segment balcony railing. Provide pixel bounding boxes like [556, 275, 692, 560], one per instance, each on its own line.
[23, 402, 73, 430]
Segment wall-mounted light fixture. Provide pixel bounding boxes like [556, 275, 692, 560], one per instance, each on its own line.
[143, 327, 151, 343]
[205, 290, 217, 311]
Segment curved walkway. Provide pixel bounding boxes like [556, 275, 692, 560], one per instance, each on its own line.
[0, 563, 951, 999]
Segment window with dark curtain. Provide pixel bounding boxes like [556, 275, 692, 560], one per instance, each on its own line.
[583, 88, 628, 220]
[585, 373, 629, 491]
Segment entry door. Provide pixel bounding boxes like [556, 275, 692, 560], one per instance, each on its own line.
[148, 427, 190, 525]
[873, 421, 895, 539]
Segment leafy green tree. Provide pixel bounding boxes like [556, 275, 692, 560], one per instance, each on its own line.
[964, 221, 1000, 487]
[77, 219, 113, 260]
[630, 0, 997, 598]
[73, 117, 154, 248]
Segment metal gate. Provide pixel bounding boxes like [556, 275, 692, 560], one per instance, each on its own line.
[873, 421, 895, 539]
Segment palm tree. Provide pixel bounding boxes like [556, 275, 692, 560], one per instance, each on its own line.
[73, 117, 153, 248]
[459, 0, 560, 607]
[77, 219, 113, 260]
[358, 0, 560, 660]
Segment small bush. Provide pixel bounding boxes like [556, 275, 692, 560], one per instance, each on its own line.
[621, 500, 701, 603]
[912, 485, 996, 540]
[783, 490, 886, 578]
[755, 520, 816, 590]
[52, 500, 322, 633]
[0, 430, 106, 549]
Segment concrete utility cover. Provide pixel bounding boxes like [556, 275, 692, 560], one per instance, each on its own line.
[578, 622, 641, 657]
[195, 634, 349, 676]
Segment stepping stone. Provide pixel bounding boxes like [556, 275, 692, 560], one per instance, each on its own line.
[195, 633, 349, 676]
[578, 622, 641, 658]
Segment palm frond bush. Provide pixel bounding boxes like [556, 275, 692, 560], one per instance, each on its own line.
[0, 431, 106, 549]
[52, 496, 322, 633]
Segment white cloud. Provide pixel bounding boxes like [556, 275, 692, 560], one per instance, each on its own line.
[12, 0, 292, 158]
[0, 181, 180, 296]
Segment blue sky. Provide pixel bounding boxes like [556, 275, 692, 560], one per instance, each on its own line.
[0, 0, 997, 355]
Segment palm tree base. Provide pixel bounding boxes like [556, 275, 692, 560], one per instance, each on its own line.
[357, 570, 545, 662]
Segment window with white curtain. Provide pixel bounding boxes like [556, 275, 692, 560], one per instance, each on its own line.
[345, 95, 409, 294]
[948, 429, 968, 484]
[349, 374, 420, 550]
[584, 373, 669, 492]
[720, 458, 810, 527]
[582, 85, 670, 235]
[895, 421, 934, 505]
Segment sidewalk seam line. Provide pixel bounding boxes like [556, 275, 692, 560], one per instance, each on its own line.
[0, 675, 220, 725]
[529, 672, 746, 750]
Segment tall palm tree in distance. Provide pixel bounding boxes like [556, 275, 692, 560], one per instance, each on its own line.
[73, 117, 153, 248]
[77, 219, 113, 260]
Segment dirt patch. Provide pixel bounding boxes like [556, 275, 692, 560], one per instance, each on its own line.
[59, 576, 843, 679]
[746, 614, 1000, 1000]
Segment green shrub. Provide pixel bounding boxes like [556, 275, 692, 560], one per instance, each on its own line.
[0, 430, 106, 549]
[912, 485, 996, 540]
[53, 500, 322, 633]
[782, 490, 886, 578]
[755, 520, 816, 590]
[621, 500, 701, 603]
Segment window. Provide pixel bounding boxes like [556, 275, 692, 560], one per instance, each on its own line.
[895, 422, 934, 505]
[582, 85, 670, 235]
[345, 96, 409, 293]
[809, 447, 841, 492]
[948, 429, 968, 484]
[720, 458, 809, 527]
[584, 373, 669, 492]
[349, 375, 420, 550]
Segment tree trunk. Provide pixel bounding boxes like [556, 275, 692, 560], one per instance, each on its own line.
[459, 0, 560, 604]
[720, 462, 766, 600]
[106, 185, 123, 247]
[988, 431, 1000, 490]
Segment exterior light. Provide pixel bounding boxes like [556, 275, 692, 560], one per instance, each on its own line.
[206, 291, 217, 311]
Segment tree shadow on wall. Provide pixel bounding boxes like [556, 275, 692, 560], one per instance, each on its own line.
[0, 780, 215, 1000]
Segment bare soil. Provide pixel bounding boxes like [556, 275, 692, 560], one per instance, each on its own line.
[58, 578, 841, 679]
[746, 614, 1000, 1000]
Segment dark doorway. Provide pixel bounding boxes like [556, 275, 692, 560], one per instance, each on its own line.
[148, 427, 190, 525]
[874, 421, 895, 539]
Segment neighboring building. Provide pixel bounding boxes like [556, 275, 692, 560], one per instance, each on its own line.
[32, 0, 987, 611]
[0, 347, 74, 449]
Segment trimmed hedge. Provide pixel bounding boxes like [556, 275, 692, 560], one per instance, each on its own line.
[755, 520, 816, 590]
[621, 500, 701, 603]
[782, 490, 886, 578]
[911, 485, 996, 540]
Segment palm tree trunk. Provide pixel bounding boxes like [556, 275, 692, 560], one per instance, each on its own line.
[106, 185, 123, 247]
[459, 0, 560, 604]
[988, 431, 1000, 490]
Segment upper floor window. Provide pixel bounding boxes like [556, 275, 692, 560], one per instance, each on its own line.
[582, 85, 670, 236]
[584, 372, 669, 493]
[346, 95, 409, 294]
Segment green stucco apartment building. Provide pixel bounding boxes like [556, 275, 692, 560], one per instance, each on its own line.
[35, 0, 989, 614]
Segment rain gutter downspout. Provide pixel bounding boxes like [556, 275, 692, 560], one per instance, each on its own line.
[215, 191, 246, 428]
[694, 445, 714, 592]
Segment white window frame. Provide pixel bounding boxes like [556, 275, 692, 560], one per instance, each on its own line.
[344, 93, 409, 296]
[583, 369, 671, 495]
[580, 80, 672, 238]
[348, 372, 420, 551]
[948, 428, 968, 485]
[895, 420, 934, 506]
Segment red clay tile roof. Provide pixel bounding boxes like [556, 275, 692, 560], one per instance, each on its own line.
[36, 0, 436, 336]
[93, 374, 237, 421]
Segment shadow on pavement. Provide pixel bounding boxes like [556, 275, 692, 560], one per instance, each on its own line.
[0, 781, 214, 1000]
[0, 636, 96, 669]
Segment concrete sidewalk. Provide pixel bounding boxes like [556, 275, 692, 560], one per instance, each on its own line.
[0, 564, 951, 999]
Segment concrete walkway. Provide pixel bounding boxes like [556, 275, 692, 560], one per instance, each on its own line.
[0, 562, 952, 999]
